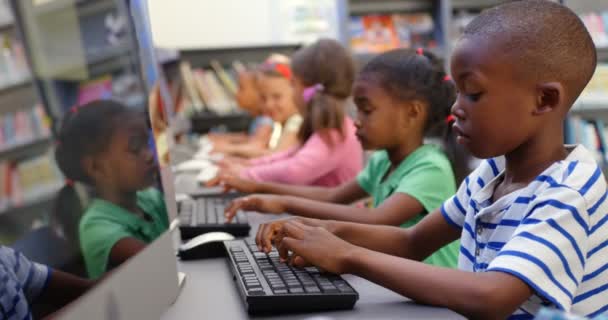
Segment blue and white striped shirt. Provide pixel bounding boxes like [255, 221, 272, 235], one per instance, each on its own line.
[441, 145, 608, 319]
[0, 246, 51, 320]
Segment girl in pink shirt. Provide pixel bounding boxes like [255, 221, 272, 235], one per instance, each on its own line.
[217, 39, 363, 187]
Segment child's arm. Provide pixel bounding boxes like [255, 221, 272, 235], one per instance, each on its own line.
[268, 212, 533, 319]
[210, 174, 367, 204]
[217, 141, 273, 159]
[108, 237, 147, 270]
[38, 270, 94, 318]
[241, 131, 354, 185]
[225, 192, 423, 226]
[273, 129, 300, 152]
[249, 122, 273, 146]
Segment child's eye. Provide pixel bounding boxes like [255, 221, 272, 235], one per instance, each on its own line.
[466, 93, 482, 102]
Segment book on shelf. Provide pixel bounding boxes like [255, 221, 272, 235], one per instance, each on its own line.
[0, 104, 51, 153]
[575, 64, 608, 109]
[179, 61, 205, 114]
[580, 11, 608, 49]
[0, 153, 63, 212]
[565, 116, 607, 166]
[211, 60, 238, 96]
[0, 34, 30, 88]
[75, 73, 144, 109]
[350, 13, 436, 54]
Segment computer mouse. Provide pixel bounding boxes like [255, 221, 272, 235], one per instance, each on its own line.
[175, 193, 192, 203]
[177, 232, 235, 260]
[196, 166, 219, 184]
[173, 159, 214, 173]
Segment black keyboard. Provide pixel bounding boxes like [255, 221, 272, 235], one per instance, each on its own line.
[178, 197, 250, 239]
[225, 239, 359, 315]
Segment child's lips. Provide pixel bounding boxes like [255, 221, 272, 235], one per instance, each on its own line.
[355, 131, 366, 142]
[452, 124, 471, 144]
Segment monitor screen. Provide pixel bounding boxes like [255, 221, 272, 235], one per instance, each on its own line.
[4, 0, 180, 318]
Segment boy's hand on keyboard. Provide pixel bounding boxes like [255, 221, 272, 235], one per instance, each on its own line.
[206, 173, 260, 194]
[255, 217, 334, 253]
[225, 195, 286, 222]
[277, 220, 356, 275]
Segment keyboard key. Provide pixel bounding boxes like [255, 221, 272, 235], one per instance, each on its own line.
[253, 252, 267, 260]
[305, 267, 320, 274]
[236, 211, 247, 223]
[286, 281, 300, 287]
[289, 287, 304, 294]
[247, 287, 265, 296]
[273, 289, 288, 294]
[305, 286, 321, 293]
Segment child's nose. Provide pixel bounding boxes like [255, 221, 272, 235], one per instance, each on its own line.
[451, 101, 466, 120]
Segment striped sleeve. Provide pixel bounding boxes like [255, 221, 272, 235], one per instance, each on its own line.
[8, 248, 51, 302]
[487, 187, 589, 311]
[441, 172, 474, 229]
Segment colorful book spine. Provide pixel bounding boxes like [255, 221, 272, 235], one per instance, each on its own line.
[0, 105, 51, 152]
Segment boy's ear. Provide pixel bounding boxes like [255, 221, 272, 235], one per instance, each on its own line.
[534, 82, 564, 115]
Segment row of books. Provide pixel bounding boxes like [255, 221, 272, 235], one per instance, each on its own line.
[349, 13, 436, 54]
[580, 11, 608, 49]
[0, 153, 64, 213]
[576, 64, 608, 107]
[76, 72, 144, 109]
[0, 105, 51, 153]
[178, 60, 239, 116]
[565, 116, 608, 166]
[0, 34, 30, 89]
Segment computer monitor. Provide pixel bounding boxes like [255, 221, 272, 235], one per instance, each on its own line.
[5, 0, 182, 318]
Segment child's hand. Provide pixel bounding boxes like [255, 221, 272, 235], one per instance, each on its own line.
[206, 173, 260, 194]
[224, 194, 286, 222]
[255, 217, 333, 251]
[274, 219, 356, 275]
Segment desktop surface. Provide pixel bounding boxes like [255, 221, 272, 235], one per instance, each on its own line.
[163, 210, 464, 320]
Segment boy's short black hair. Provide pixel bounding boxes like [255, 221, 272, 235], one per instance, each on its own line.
[463, 0, 596, 104]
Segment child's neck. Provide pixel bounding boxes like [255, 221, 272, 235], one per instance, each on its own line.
[503, 131, 567, 185]
[96, 186, 139, 213]
[386, 138, 424, 168]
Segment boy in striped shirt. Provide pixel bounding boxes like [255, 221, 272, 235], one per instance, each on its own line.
[253, 1, 608, 318]
[0, 246, 92, 319]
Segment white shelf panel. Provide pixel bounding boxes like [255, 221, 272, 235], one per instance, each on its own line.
[349, 0, 432, 15]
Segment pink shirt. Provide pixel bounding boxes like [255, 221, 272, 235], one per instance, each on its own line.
[242, 117, 363, 187]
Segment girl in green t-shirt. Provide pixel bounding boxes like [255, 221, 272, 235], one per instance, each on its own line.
[213, 49, 470, 268]
[54, 100, 169, 278]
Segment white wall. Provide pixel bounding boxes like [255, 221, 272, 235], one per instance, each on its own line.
[148, 0, 345, 49]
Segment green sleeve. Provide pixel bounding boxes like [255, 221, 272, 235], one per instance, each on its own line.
[79, 218, 134, 279]
[143, 188, 170, 228]
[356, 152, 382, 195]
[395, 161, 456, 214]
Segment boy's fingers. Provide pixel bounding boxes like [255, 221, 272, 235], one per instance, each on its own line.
[291, 255, 310, 268]
[282, 220, 310, 240]
[280, 237, 301, 260]
[255, 224, 267, 251]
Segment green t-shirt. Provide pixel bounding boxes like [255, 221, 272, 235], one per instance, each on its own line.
[79, 188, 169, 279]
[356, 145, 460, 268]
